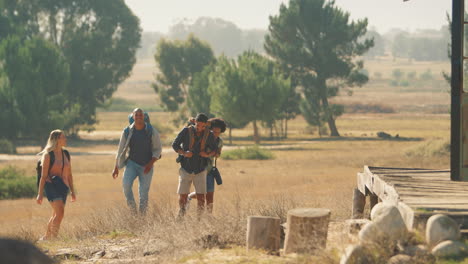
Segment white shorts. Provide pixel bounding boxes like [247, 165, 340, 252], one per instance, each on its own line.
[177, 168, 207, 194]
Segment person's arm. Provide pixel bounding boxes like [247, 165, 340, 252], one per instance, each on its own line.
[151, 128, 162, 159]
[172, 127, 192, 157]
[216, 138, 223, 158]
[112, 130, 127, 179]
[202, 133, 218, 157]
[36, 154, 49, 205]
[143, 129, 162, 173]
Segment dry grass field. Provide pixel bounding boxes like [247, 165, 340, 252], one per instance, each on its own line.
[0, 57, 452, 263]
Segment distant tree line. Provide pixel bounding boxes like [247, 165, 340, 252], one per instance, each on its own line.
[137, 17, 449, 63]
[0, 0, 141, 143]
[137, 17, 267, 59]
[153, 0, 373, 141]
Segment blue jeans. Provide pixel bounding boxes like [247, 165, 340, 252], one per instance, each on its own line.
[206, 170, 215, 193]
[123, 159, 154, 214]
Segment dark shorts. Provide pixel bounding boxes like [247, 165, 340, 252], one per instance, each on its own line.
[44, 181, 68, 204]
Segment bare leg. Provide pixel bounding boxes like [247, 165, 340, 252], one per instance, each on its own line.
[178, 194, 188, 217]
[196, 194, 205, 215]
[44, 200, 65, 239]
[206, 192, 214, 213]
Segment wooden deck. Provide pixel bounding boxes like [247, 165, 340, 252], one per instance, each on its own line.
[357, 166, 468, 232]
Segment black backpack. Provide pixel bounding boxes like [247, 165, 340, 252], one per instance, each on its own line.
[36, 150, 70, 187]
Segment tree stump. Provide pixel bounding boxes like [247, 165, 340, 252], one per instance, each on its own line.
[352, 188, 366, 219]
[283, 208, 331, 254]
[246, 216, 281, 253]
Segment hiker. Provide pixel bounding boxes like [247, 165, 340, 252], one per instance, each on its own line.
[172, 113, 218, 216]
[188, 118, 226, 213]
[36, 129, 76, 240]
[112, 108, 162, 214]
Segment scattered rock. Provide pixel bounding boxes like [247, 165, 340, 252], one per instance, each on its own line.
[91, 250, 106, 259]
[377, 131, 392, 139]
[431, 240, 468, 258]
[53, 248, 84, 261]
[340, 244, 374, 264]
[426, 214, 461, 248]
[143, 250, 160, 256]
[387, 254, 412, 264]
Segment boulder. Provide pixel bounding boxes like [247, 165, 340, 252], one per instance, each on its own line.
[0, 238, 54, 264]
[431, 240, 468, 258]
[371, 204, 408, 241]
[358, 222, 385, 243]
[387, 254, 412, 264]
[426, 214, 461, 248]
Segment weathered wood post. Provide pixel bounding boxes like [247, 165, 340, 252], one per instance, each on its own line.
[246, 216, 281, 253]
[283, 208, 331, 254]
[369, 193, 379, 211]
[352, 188, 366, 219]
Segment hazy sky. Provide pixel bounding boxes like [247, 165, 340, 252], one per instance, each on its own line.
[124, 0, 451, 34]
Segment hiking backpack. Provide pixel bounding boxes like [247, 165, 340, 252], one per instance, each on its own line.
[124, 111, 153, 140]
[36, 150, 70, 188]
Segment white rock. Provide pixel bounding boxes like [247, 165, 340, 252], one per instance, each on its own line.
[358, 222, 385, 243]
[359, 205, 408, 243]
[340, 244, 373, 264]
[387, 254, 412, 264]
[426, 214, 461, 248]
[372, 205, 408, 241]
[431, 240, 468, 258]
[370, 202, 392, 221]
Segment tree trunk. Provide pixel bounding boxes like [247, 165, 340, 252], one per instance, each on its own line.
[283, 208, 331, 254]
[246, 216, 281, 253]
[229, 127, 232, 145]
[285, 119, 288, 139]
[320, 95, 340, 137]
[270, 126, 273, 139]
[252, 120, 260, 144]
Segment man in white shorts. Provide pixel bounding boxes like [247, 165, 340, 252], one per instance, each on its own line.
[172, 113, 217, 217]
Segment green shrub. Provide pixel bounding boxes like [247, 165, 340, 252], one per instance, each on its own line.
[405, 138, 450, 158]
[0, 166, 36, 200]
[0, 138, 16, 154]
[222, 146, 275, 160]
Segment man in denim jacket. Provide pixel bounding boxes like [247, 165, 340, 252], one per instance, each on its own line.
[112, 108, 162, 214]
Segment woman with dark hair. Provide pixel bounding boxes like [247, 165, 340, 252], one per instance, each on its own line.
[36, 130, 76, 240]
[204, 118, 226, 213]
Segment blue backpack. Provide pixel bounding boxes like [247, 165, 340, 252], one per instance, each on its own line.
[124, 112, 153, 140]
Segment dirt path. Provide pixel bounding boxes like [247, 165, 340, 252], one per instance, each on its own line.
[0, 143, 311, 162]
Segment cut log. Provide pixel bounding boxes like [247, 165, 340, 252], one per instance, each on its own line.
[352, 188, 366, 219]
[283, 208, 331, 254]
[246, 216, 281, 253]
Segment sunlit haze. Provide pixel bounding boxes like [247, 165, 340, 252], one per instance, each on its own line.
[125, 0, 451, 34]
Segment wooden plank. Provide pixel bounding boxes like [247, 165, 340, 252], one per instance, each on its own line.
[361, 166, 468, 231]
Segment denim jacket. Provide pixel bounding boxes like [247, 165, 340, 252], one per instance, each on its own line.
[115, 123, 162, 169]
